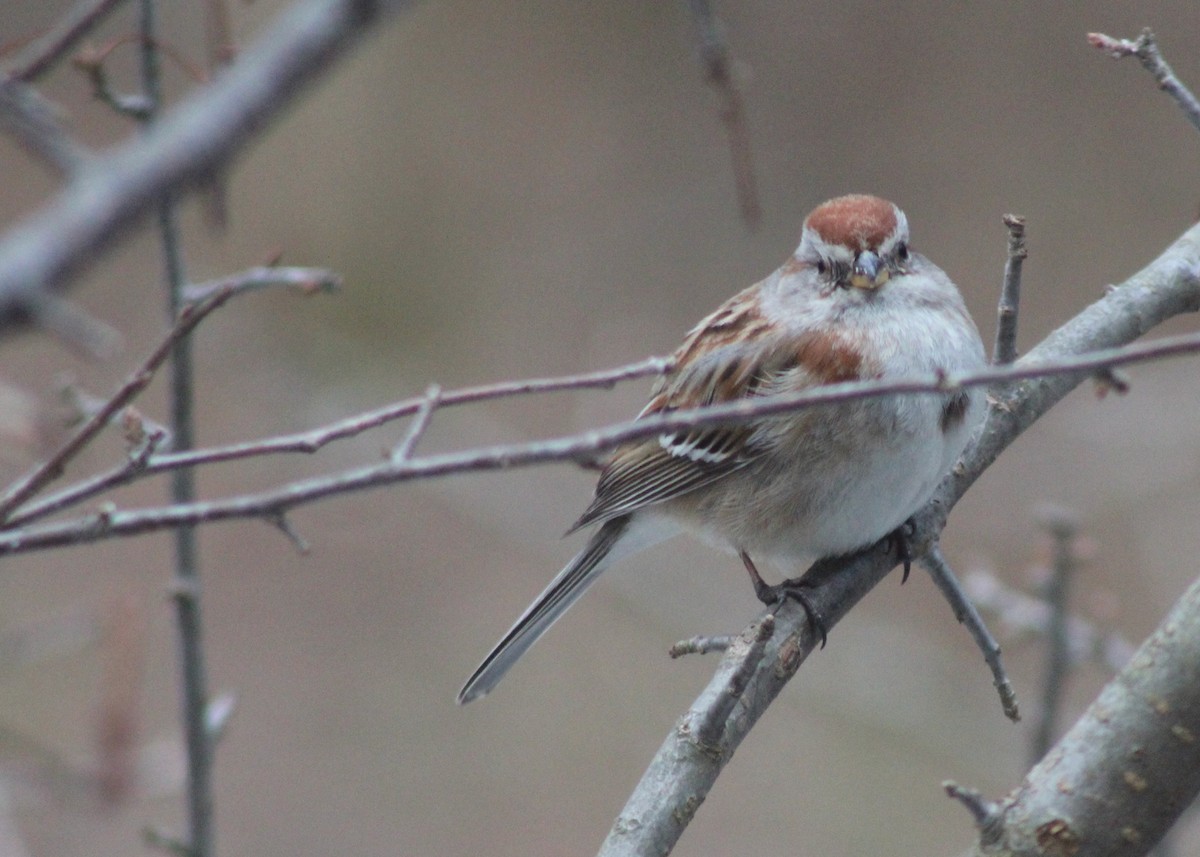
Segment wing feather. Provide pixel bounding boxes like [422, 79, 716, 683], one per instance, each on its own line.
[572, 280, 865, 531]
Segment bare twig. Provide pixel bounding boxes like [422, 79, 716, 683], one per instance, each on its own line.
[922, 544, 1019, 721]
[134, 1, 214, 852]
[944, 781, 1004, 847]
[181, 265, 341, 302]
[6, 0, 130, 81]
[693, 615, 773, 746]
[268, 511, 310, 554]
[10, 313, 1200, 552]
[687, 0, 760, 227]
[993, 214, 1027, 365]
[1089, 29, 1200, 135]
[391, 384, 440, 462]
[0, 79, 92, 175]
[962, 569, 1135, 673]
[0, 285, 235, 523]
[668, 634, 733, 658]
[1031, 505, 1080, 762]
[2, 356, 670, 529]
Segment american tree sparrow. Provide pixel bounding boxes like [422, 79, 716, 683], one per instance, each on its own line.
[459, 194, 986, 703]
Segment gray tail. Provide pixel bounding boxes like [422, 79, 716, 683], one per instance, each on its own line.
[457, 517, 630, 704]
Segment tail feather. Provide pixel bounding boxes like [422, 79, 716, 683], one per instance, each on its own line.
[457, 515, 673, 703]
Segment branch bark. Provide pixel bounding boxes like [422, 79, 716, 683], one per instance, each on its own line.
[963, 575, 1200, 857]
[597, 218, 1200, 857]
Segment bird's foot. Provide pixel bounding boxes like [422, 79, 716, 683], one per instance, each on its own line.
[740, 552, 827, 648]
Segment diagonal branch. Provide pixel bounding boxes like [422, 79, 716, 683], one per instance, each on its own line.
[595, 216, 1200, 857]
[959, 574, 1200, 857]
[0, 286, 235, 523]
[1, 355, 670, 528]
[0, 0, 417, 337]
[1089, 29, 1200, 136]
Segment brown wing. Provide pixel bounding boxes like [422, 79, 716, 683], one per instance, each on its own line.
[570, 279, 865, 532]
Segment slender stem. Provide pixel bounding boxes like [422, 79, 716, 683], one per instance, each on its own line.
[1031, 507, 1078, 763]
[922, 544, 1019, 721]
[993, 214, 1026, 365]
[7, 0, 131, 82]
[140, 1, 213, 854]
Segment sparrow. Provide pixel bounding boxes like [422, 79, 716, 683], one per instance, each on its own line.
[458, 194, 986, 703]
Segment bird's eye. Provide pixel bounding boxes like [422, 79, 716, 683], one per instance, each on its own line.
[895, 242, 909, 261]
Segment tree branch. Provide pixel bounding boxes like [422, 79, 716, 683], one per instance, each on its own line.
[596, 216, 1200, 857]
[5, 0, 131, 82]
[0, 285, 235, 523]
[0, 0, 416, 337]
[3, 260, 1200, 551]
[1089, 29, 1200, 136]
[960, 574, 1200, 857]
[993, 213, 1027, 365]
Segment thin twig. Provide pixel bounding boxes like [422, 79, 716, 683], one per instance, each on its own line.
[668, 634, 733, 658]
[1, 356, 671, 529]
[10, 316, 1200, 551]
[391, 384, 440, 462]
[136, 0, 214, 851]
[1031, 504, 1080, 762]
[962, 569, 1134, 673]
[993, 214, 1027, 365]
[6, 0, 131, 81]
[181, 265, 341, 302]
[267, 511, 309, 554]
[943, 781, 1004, 847]
[922, 544, 1019, 721]
[1089, 29, 1200, 135]
[0, 286, 235, 523]
[687, 0, 760, 227]
[693, 615, 774, 746]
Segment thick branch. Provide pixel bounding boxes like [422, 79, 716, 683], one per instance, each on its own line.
[964, 575, 1200, 857]
[596, 218, 1200, 857]
[0, 0, 415, 336]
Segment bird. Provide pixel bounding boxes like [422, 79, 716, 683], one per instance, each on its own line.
[458, 194, 986, 704]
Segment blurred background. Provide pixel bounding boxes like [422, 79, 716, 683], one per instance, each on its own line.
[0, 1, 1199, 855]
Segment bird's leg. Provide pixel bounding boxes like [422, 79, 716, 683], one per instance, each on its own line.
[888, 519, 916, 583]
[740, 551, 827, 648]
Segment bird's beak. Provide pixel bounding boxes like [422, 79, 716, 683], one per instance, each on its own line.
[849, 251, 890, 290]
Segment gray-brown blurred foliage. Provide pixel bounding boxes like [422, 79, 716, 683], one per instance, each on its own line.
[0, 2, 1198, 855]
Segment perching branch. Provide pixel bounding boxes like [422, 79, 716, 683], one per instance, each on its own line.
[596, 210, 1200, 857]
